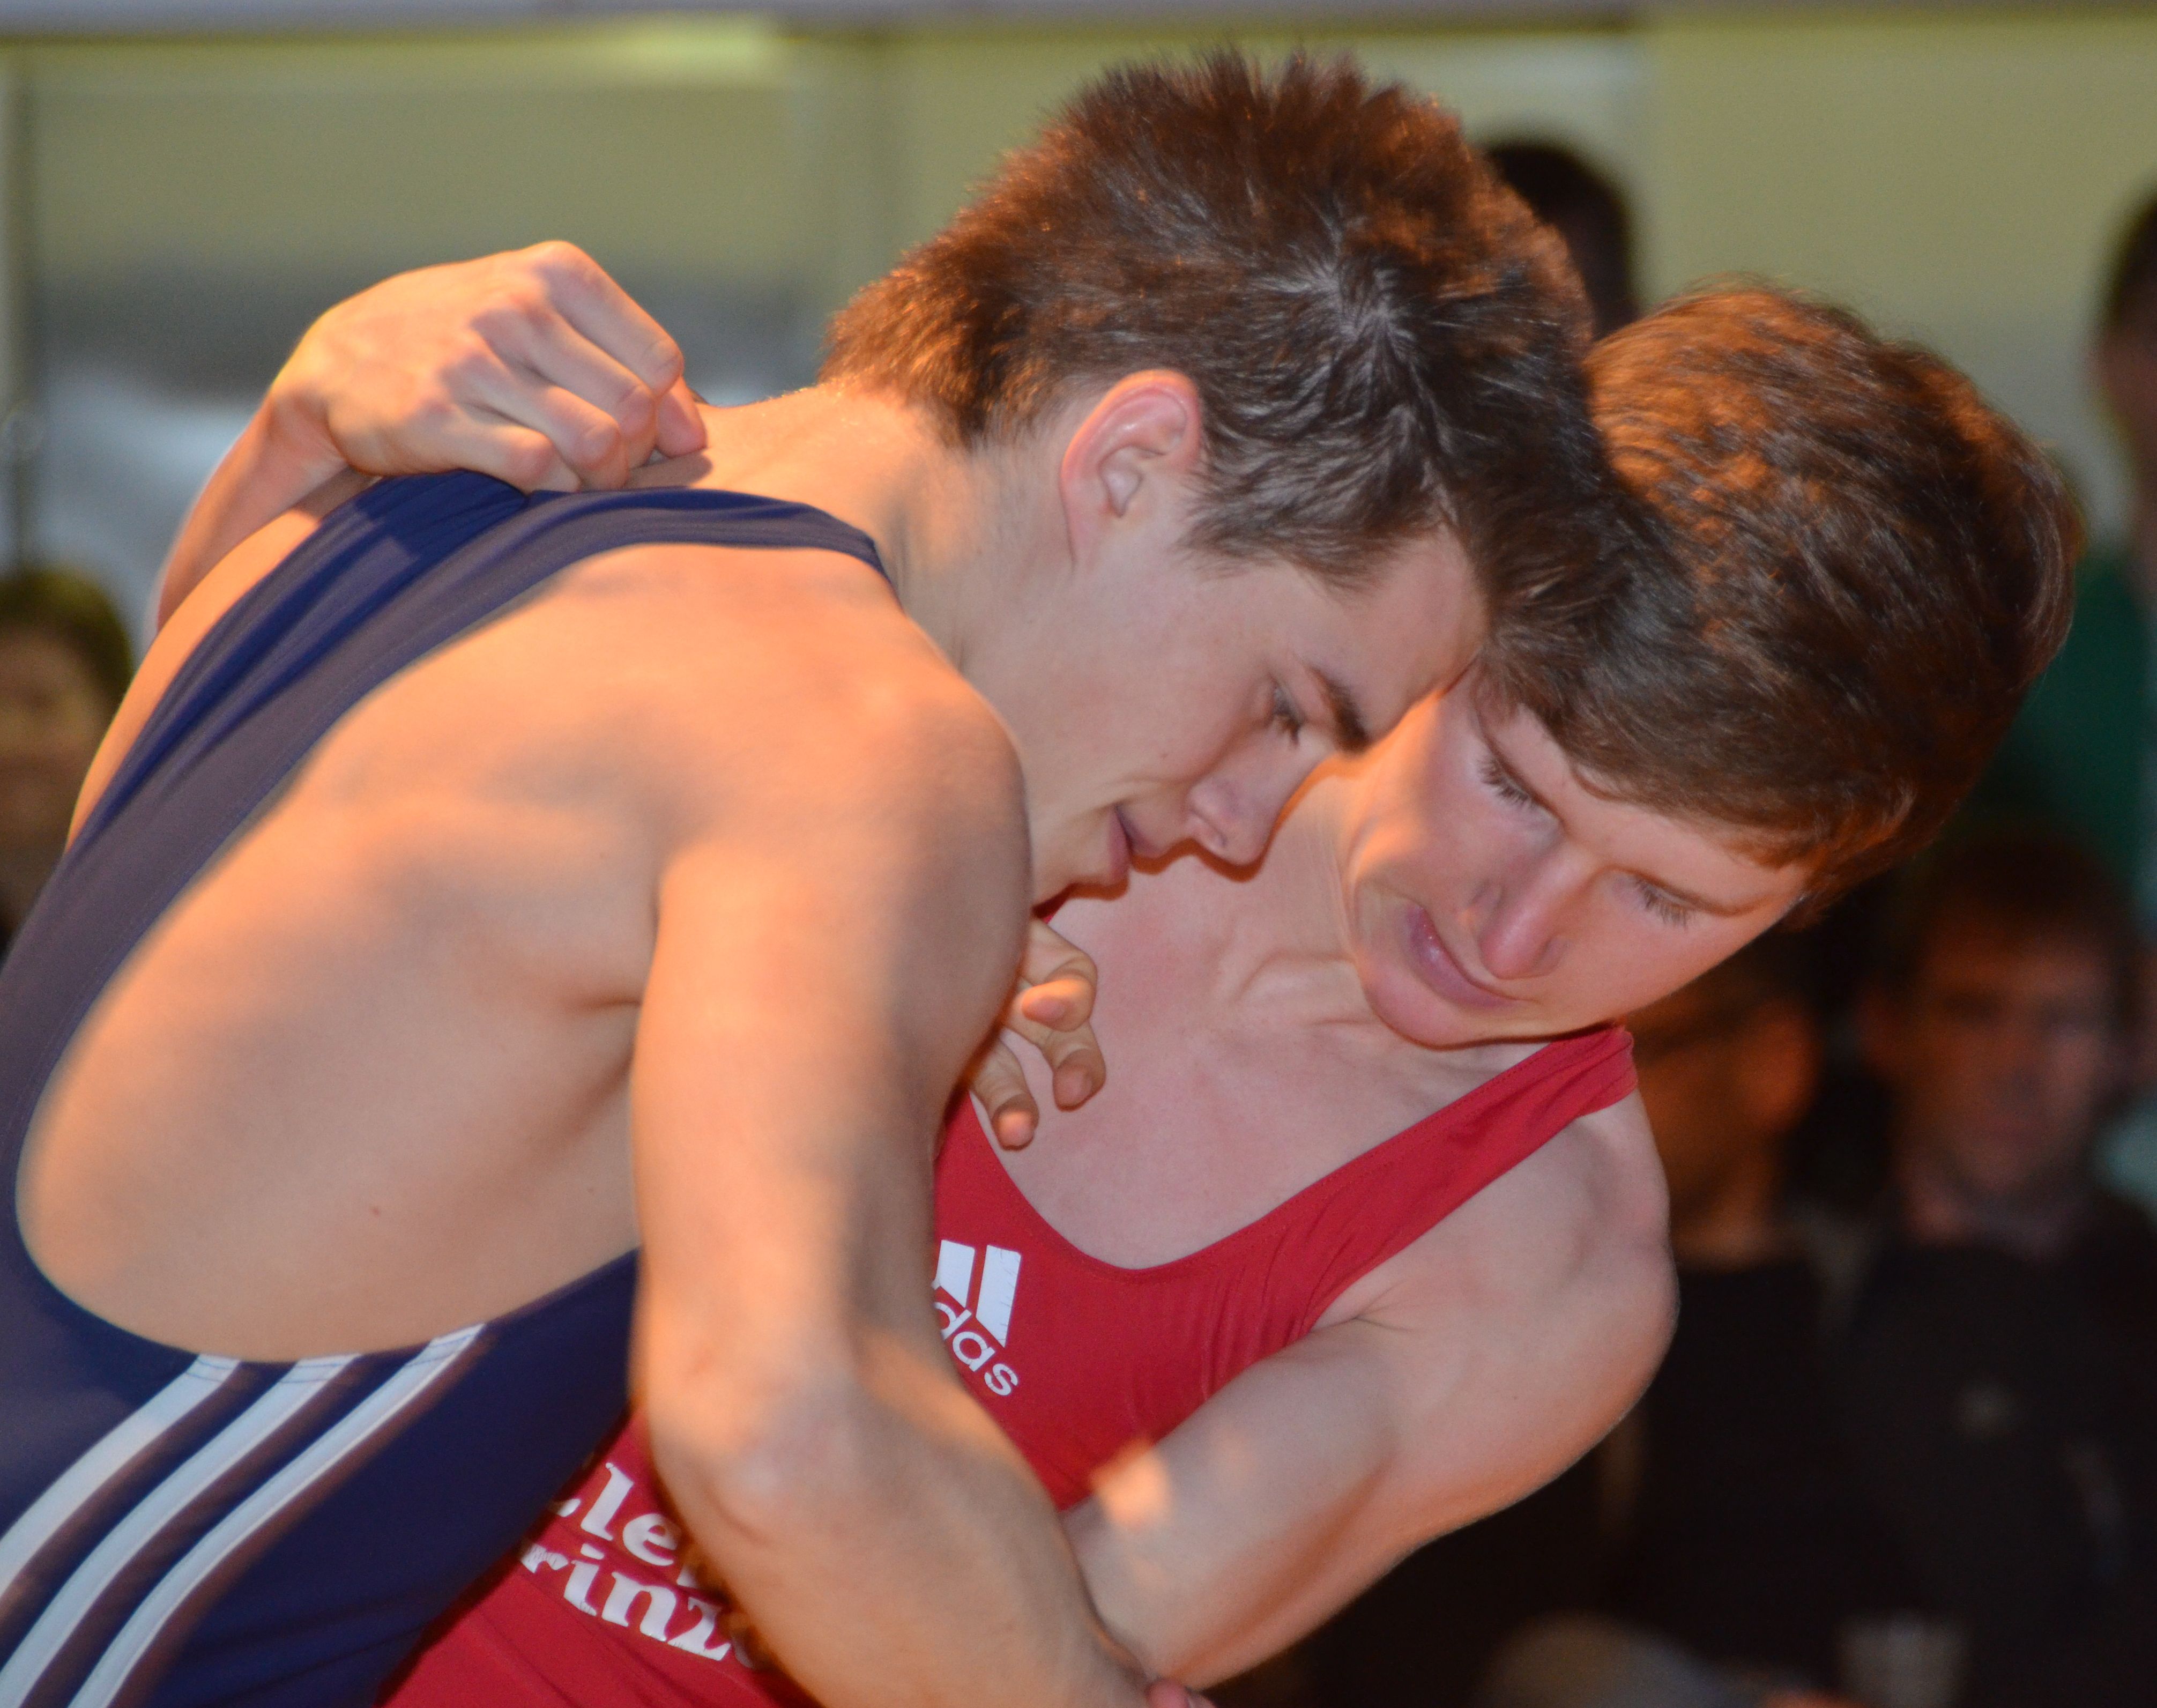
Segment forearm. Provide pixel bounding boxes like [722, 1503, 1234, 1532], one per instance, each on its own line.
[157, 402, 346, 625]
[636, 796, 1146, 1706]
[1068, 1109, 1675, 1685]
[650, 1331, 1151, 1708]
[1063, 1333, 1412, 1686]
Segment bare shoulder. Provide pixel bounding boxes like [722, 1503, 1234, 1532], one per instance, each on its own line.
[76, 471, 373, 834]
[1334, 1088, 1675, 1423]
[563, 537, 1025, 860]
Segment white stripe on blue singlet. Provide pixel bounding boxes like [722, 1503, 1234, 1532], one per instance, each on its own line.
[0, 1356, 241, 1610]
[68, 1325, 486, 1708]
[0, 1354, 355, 1704]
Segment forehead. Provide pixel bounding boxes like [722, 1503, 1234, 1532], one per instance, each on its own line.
[1269, 528, 1483, 726]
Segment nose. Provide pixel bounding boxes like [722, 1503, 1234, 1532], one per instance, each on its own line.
[1471, 859, 1570, 983]
[1183, 760, 1307, 868]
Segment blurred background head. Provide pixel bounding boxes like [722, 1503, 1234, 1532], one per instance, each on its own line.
[2095, 185, 2157, 533]
[1862, 830, 2134, 1251]
[1628, 935, 1820, 1266]
[1485, 140, 1638, 339]
[0, 565, 130, 938]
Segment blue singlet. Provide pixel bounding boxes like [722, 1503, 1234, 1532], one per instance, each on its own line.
[0, 473, 890, 1708]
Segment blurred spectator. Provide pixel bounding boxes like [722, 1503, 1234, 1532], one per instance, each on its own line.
[1973, 190, 2157, 893]
[1966, 188, 2157, 1211]
[1485, 142, 1639, 337]
[1473, 833, 2157, 1708]
[1861, 832, 2157, 1412]
[0, 566, 132, 954]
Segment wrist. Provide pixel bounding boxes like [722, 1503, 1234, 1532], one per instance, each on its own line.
[253, 369, 348, 494]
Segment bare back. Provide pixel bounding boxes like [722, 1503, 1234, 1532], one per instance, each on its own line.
[17, 482, 1001, 1361]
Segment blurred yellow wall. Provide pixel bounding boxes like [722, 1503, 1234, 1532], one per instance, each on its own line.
[1641, 11, 2157, 540]
[12, 8, 2157, 531]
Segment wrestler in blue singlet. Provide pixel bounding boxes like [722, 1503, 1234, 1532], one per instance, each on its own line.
[0, 473, 890, 1708]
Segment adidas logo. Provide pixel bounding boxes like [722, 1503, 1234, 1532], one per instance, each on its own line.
[935, 1240, 1022, 1397]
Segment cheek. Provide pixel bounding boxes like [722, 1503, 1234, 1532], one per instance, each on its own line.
[2044, 1041, 2117, 1103]
[1580, 922, 1771, 1031]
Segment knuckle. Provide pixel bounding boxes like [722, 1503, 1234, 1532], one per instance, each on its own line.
[408, 389, 463, 434]
[504, 283, 553, 331]
[438, 340, 497, 392]
[502, 436, 558, 488]
[526, 238, 593, 278]
[571, 420, 622, 470]
[640, 335, 685, 389]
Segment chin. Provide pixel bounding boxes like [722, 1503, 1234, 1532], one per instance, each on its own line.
[1361, 956, 1501, 1049]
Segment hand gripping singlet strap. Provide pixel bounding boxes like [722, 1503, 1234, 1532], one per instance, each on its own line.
[0, 473, 888, 1708]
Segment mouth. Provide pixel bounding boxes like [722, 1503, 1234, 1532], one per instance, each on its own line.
[1403, 905, 1515, 1011]
[1100, 808, 1133, 885]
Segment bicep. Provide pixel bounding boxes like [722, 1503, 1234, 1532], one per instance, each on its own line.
[1071, 1105, 1675, 1682]
[628, 704, 1029, 1421]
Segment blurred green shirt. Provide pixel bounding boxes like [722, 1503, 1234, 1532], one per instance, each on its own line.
[1968, 545, 2154, 916]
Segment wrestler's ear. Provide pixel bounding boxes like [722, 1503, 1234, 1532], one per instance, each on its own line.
[1056, 370, 1204, 568]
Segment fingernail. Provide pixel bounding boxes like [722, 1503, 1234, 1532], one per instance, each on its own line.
[994, 1110, 1036, 1149]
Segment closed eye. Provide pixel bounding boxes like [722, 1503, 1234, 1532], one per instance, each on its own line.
[1634, 878, 1695, 928]
[1271, 682, 1307, 741]
[1479, 754, 1536, 810]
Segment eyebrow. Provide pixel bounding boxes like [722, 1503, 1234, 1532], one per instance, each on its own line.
[1316, 670, 1372, 753]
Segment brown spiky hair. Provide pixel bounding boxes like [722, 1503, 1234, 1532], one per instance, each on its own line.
[822, 50, 1634, 612]
[1482, 286, 2080, 916]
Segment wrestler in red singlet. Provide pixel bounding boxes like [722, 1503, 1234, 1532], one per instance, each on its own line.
[384, 1027, 1633, 1707]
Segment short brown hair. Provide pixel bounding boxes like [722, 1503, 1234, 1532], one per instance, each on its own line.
[2101, 185, 2157, 338]
[823, 52, 1627, 600]
[1483, 286, 2079, 912]
[0, 564, 133, 711]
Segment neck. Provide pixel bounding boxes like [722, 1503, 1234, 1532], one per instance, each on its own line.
[650, 387, 1029, 672]
[1088, 769, 1374, 1037]
[1211, 769, 1375, 1020]
[1895, 1143, 2090, 1263]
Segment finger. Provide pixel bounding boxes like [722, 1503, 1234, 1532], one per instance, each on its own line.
[466, 364, 638, 488]
[334, 391, 579, 492]
[444, 323, 644, 486]
[1018, 924, 1098, 1029]
[971, 1036, 1040, 1150]
[458, 418, 581, 493]
[518, 240, 687, 396]
[1017, 970, 1094, 1033]
[503, 335, 660, 476]
[654, 377, 707, 460]
[1042, 1024, 1105, 1110]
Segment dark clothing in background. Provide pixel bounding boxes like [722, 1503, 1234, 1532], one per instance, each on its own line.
[1299, 1191, 2157, 1708]
[1830, 1219, 2157, 1706]
[1606, 1259, 1915, 1687]
[1300, 1459, 1604, 1707]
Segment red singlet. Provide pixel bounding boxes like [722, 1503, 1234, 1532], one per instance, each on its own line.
[385, 1026, 1634, 1706]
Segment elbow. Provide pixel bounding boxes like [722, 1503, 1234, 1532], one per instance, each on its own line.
[646, 1364, 882, 1558]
